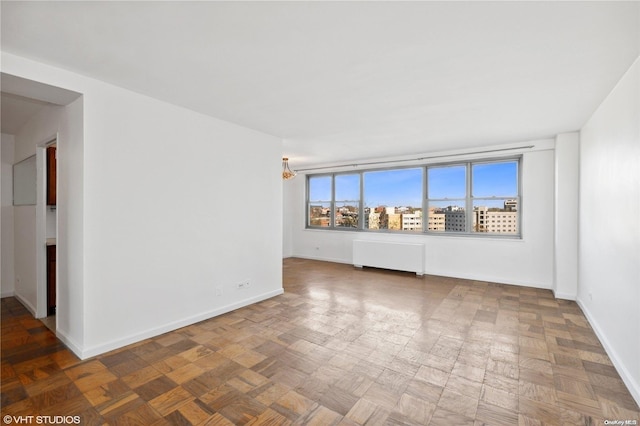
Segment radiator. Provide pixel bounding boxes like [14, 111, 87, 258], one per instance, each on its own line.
[353, 240, 425, 276]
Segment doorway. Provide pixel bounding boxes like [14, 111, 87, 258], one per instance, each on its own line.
[41, 140, 57, 332]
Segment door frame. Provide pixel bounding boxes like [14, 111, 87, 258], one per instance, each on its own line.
[35, 135, 57, 319]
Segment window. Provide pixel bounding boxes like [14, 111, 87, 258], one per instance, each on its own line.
[308, 175, 332, 227]
[364, 168, 423, 232]
[306, 157, 520, 237]
[427, 159, 520, 236]
[335, 174, 360, 228]
[427, 165, 466, 232]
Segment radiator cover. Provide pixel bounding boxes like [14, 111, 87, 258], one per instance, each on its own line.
[353, 240, 425, 276]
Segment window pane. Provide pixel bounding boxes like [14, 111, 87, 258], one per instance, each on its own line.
[427, 201, 466, 232]
[428, 165, 466, 199]
[335, 202, 359, 228]
[364, 168, 422, 208]
[472, 161, 517, 197]
[309, 176, 331, 201]
[472, 199, 518, 234]
[309, 202, 331, 227]
[363, 168, 422, 231]
[335, 174, 359, 201]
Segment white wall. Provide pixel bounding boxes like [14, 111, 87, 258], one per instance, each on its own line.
[1, 133, 16, 297]
[579, 57, 640, 404]
[3, 52, 283, 358]
[282, 175, 295, 258]
[56, 97, 84, 348]
[554, 132, 579, 299]
[287, 140, 556, 289]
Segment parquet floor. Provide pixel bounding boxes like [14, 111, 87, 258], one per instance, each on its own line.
[2, 258, 639, 425]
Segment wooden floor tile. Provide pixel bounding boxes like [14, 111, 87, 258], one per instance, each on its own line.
[2, 258, 639, 424]
[437, 388, 479, 419]
[394, 392, 436, 424]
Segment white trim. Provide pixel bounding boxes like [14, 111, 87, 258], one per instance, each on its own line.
[423, 269, 552, 290]
[293, 254, 552, 289]
[76, 288, 284, 360]
[293, 254, 352, 265]
[56, 327, 83, 358]
[14, 292, 36, 316]
[1, 291, 16, 298]
[577, 297, 640, 407]
[552, 290, 576, 301]
[35, 146, 47, 318]
[35, 135, 58, 320]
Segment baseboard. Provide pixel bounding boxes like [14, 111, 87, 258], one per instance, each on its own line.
[14, 292, 36, 316]
[78, 288, 284, 359]
[56, 328, 84, 359]
[1, 290, 15, 298]
[292, 255, 552, 290]
[293, 254, 352, 265]
[423, 268, 552, 290]
[577, 297, 640, 407]
[552, 290, 577, 301]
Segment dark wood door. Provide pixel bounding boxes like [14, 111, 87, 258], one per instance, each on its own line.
[47, 245, 56, 315]
[46, 146, 56, 206]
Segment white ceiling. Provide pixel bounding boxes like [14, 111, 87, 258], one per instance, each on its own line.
[1, 1, 638, 167]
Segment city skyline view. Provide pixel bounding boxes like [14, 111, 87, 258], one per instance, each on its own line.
[312, 199, 518, 234]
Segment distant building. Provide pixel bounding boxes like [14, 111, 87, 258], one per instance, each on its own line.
[336, 205, 358, 228]
[309, 205, 331, 227]
[388, 213, 402, 230]
[427, 209, 445, 231]
[402, 211, 423, 231]
[445, 210, 466, 232]
[504, 199, 518, 211]
[336, 203, 516, 233]
[474, 200, 518, 234]
[368, 211, 380, 229]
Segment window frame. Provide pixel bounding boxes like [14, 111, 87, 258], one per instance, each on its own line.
[334, 173, 363, 229]
[425, 157, 521, 237]
[362, 166, 424, 232]
[307, 172, 365, 230]
[307, 173, 334, 228]
[305, 156, 522, 238]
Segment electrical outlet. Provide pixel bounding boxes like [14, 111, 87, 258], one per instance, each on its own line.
[215, 287, 223, 296]
[589, 292, 593, 301]
[237, 281, 250, 290]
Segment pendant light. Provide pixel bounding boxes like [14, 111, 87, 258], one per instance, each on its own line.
[282, 157, 296, 180]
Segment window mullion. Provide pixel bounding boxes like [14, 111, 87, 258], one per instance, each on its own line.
[331, 174, 335, 228]
[466, 162, 473, 233]
[359, 173, 364, 230]
[422, 166, 427, 233]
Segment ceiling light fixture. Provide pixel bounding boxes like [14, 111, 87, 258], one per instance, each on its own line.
[282, 157, 296, 180]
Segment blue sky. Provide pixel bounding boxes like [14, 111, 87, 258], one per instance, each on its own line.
[364, 168, 422, 207]
[309, 161, 517, 207]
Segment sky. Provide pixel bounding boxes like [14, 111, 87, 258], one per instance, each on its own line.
[309, 161, 518, 208]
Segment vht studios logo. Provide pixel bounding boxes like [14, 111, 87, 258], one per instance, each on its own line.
[604, 421, 638, 426]
[3, 416, 81, 425]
